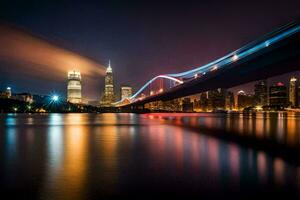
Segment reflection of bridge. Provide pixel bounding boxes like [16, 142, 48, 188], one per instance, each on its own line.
[118, 20, 300, 108]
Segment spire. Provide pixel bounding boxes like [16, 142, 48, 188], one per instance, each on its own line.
[107, 59, 112, 73]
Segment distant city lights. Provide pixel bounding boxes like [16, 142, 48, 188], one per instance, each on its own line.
[52, 95, 59, 102]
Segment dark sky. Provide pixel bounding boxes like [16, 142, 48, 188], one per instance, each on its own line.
[1, 0, 300, 100]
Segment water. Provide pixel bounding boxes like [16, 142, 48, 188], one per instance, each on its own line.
[0, 113, 299, 199]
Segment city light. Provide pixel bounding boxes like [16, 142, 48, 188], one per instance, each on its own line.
[232, 54, 239, 61]
[210, 65, 218, 71]
[265, 41, 270, 47]
[52, 95, 59, 102]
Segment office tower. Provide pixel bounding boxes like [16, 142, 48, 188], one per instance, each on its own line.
[67, 70, 82, 104]
[269, 82, 288, 107]
[121, 86, 132, 100]
[254, 80, 268, 106]
[100, 61, 115, 106]
[289, 77, 297, 107]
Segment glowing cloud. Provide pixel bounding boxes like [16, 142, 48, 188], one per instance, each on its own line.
[0, 24, 106, 98]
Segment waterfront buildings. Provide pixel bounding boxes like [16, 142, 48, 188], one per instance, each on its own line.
[225, 91, 235, 110]
[254, 80, 268, 106]
[199, 92, 208, 111]
[6, 87, 11, 98]
[207, 88, 226, 110]
[121, 86, 132, 100]
[182, 97, 193, 112]
[289, 77, 298, 107]
[67, 70, 82, 104]
[269, 82, 288, 107]
[237, 90, 255, 110]
[100, 61, 115, 106]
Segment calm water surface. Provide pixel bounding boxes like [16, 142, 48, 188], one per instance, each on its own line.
[0, 113, 299, 198]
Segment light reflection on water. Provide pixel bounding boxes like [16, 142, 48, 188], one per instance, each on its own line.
[151, 112, 300, 148]
[0, 113, 299, 198]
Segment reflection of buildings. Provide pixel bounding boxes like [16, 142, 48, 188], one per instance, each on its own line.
[100, 61, 115, 107]
[269, 82, 288, 107]
[120, 86, 132, 100]
[254, 80, 268, 106]
[67, 71, 82, 104]
[289, 77, 297, 107]
[237, 90, 254, 110]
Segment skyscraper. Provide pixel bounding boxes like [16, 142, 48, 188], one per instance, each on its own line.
[121, 86, 132, 100]
[254, 80, 268, 106]
[269, 82, 288, 107]
[100, 61, 115, 106]
[289, 77, 297, 107]
[67, 70, 82, 104]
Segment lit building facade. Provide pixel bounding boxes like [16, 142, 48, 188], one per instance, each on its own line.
[100, 61, 115, 106]
[121, 86, 132, 100]
[67, 71, 82, 104]
[6, 87, 11, 98]
[289, 77, 297, 107]
[269, 82, 288, 107]
[254, 80, 268, 106]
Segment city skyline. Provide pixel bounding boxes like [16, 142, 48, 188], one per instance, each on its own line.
[1, 1, 300, 99]
[1, 1, 300, 198]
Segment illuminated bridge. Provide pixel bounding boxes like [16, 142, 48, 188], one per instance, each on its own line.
[117, 20, 300, 108]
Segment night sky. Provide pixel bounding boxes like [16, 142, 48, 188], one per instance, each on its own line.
[1, 0, 300, 100]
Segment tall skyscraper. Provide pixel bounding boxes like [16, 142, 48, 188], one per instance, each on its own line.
[254, 80, 268, 106]
[100, 61, 115, 106]
[269, 82, 288, 107]
[121, 86, 132, 100]
[67, 70, 82, 104]
[289, 77, 297, 107]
